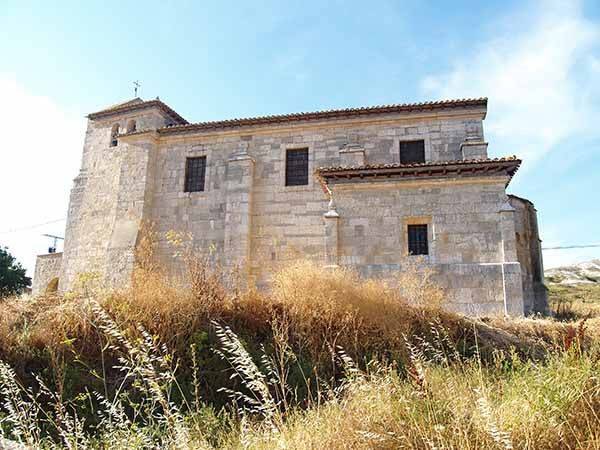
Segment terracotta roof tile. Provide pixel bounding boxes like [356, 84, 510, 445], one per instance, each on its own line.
[98, 97, 144, 112]
[317, 156, 518, 172]
[87, 98, 188, 124]
[316, 156, 521, 186]
[158, 97, 487, 135]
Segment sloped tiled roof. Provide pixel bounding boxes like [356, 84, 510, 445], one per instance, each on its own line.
[157, 97, 488, 135]
[317, 156, 520, 186]
[87, 98, 188, 124]
[508, 193, 535, 206]
[100, 97, 144, 111]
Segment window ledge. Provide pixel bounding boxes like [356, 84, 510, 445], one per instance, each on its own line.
[283, 184, 313, 192]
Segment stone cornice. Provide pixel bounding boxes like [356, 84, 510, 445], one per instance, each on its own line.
[36, 252, 63, 258]
[136, 110, 486, 145]
[328, 175, 511, 192]
[118, 130, 160, 144]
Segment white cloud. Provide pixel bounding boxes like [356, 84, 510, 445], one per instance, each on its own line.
[421, 0, 600, 168]
[0, 75, 85, 276]
[421, 0, 600, 269]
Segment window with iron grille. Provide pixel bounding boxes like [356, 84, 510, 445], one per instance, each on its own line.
[184, 156, 207, 192]
[400, 140, 425, 164]
[285, 148, 309, 186]
[407, 224, 428, 255]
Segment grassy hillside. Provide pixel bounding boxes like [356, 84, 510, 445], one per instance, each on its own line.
[548, 282, 600, 320]
[0, 258, 598, 449]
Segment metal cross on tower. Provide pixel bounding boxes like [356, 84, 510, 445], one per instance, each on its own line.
[133, 80, 141, 97]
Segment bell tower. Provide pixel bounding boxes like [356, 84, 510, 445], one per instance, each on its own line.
[59, 98, 187, 291]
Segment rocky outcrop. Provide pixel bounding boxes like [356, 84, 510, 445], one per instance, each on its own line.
[546, 260, 600, 284]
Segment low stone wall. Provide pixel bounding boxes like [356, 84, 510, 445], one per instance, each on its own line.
[32, 253, 63, 295]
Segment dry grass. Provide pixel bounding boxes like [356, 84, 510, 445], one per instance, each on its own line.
[267, 259, 445, 365]
[548, 282, 600, 320]
[227, 349, 600, 450]
[1, 259, 578, 375]
[0, 245, 599, 448]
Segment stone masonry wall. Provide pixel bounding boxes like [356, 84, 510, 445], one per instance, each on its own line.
[53, 102, 532, 315]
[148, 111, 488, 288]
[329, 178, 523, 315]
[32, 252, 62, 295]
[60, 109, 173, 291]
[510, 196, 548, 314]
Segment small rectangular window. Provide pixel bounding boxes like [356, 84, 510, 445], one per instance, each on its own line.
[285, 148, 309, 186]
[407, 224, 428, 255]
[400, 140, 425, 164]
[184, 156, 206, 192]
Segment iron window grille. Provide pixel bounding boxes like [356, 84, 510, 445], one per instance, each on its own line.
[285, 148, 309, 186]
[400, 140, 425, 164]
[407, 224, 429, 255]
[184, 156, 207, 192]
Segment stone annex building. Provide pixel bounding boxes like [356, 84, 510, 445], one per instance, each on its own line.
[32, 96, 548, 316]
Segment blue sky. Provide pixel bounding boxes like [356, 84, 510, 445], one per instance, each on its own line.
[1, 0, 599, 275]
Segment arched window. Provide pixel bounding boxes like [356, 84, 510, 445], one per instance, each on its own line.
[126, 119, 137, 133]
[110, 124, 120, 147]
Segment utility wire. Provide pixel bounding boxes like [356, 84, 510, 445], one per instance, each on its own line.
[543, 244, 600, 250]
[0, 218, 66, 234]
[1, 218, 598, 252]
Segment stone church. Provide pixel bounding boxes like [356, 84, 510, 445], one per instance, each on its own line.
[32, 97, 547, 316]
